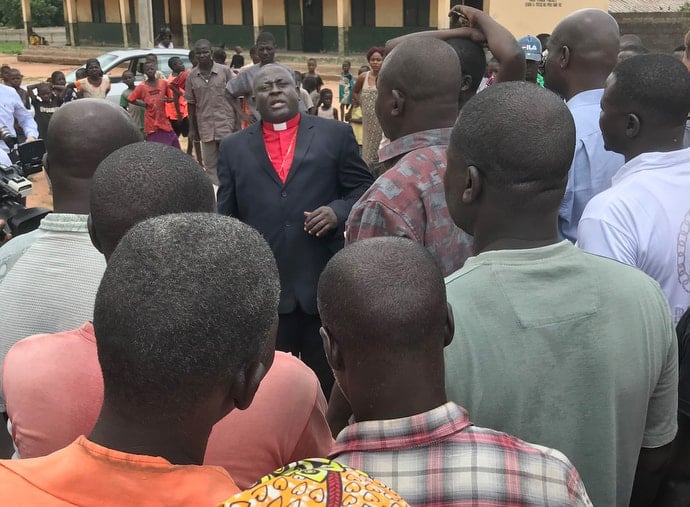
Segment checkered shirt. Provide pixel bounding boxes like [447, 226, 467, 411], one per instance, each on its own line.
[330, 403, 592, 507]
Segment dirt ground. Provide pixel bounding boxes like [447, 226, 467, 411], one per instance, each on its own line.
[1, 54, 343, 210]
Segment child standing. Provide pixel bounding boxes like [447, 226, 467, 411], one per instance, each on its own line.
[314, 89, 338, 120]
[166, 57, 191, 154]
[26, 81, 63, 142]
[128, 61, 180, 148]
[345, 65, 369, 153]
[304, 58, 324, 92]
[70, 58, 110, 99]
[119, 70, 145, 135]
[338, 60, 353, 123]
[230, 47, 244, 69]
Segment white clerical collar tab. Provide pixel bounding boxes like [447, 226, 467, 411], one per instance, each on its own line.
[272, 122, 288, 131]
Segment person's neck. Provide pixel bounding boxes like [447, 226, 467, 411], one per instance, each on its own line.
[89, 402, 211, 465]
[474, 213, 561, 254]
[622, 133, 685, 163]
[349, 361, 447, 422]
[392, 102, 457, 140]
[50, 180, 93, 214]
[199, 62, 213, 72]
[564, 74, 608, 101]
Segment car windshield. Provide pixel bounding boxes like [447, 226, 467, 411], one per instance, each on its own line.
[97, 53, 120, 69]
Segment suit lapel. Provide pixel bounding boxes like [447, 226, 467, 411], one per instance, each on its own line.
[246, 123, 283, 187]
[284, 114, 316, 187]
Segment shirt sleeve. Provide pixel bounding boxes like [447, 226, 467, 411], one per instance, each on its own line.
[577, 215, 637, 266]
[120, 92, 128, 109]
[103, 75, 111, 93]
[226, 70, 250, 97]
[346, 197, 422, 245]
[14, 99, 38, 139]
[74, 79, 83, 92]
[642, 288, 679, 448]
[128, 84, 143, 103]
[677, 310, 690, 417]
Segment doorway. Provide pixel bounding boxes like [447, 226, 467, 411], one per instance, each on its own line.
[302, 0, 323, 52]
[285, 0, 303, 51]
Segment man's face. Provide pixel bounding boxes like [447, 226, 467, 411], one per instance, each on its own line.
[255, 66, 299, 123]
[525, 60, 539, 83]
[307, 59, 316, 74]
[195, 44, 212, 66]
[257, 42, 276, 66]
[599, 74, 629, 154]
[444, 147, 474, 235]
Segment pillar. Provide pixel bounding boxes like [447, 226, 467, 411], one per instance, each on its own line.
[436, 0, 450, 30]
[252, 0, 263, 41]
[119, 0, 130, 47]
[336, 0, 347, 55]
[63, 0, 77, 45]
[138, 0, 155, 48]
[180, 0, 191, 48]
[20, 0, 32, 43]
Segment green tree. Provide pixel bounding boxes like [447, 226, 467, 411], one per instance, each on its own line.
[681, 2, 690, 12]
[0, 0, 63, 28]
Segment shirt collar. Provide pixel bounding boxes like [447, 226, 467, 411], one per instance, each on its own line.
[330, 402, 471, 455]
[566, 89, 604, 109]
[195, 64, 220, 76]
[612, 147, 690, 185]
[39, 213, 90, 233]
[262, 114, 300, 132]
[378, 128, 453, 163]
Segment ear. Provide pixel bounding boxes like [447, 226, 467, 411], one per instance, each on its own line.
[460, 74, 472, 93]
[87, 214, 104, 255]
[320, 326, 343, 371]
[231, 358, 270, 411]
[443, 303, 455, 347]
[560, 45, 571, 69]
[462, 165, 482, 204]
[625, 113, 640, 139]
[391, 89, 405, 117]
[42, 152, 50, 176]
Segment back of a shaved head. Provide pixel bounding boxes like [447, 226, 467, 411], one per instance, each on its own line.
[46, 99, 142, 180]
[551, 9, 619, 67]
[318, 237, 447, 354]
[379, 37, 461, 104]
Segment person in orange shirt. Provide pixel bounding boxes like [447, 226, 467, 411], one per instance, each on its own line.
[166, 56, 191, 150]
[0, 211, 281, 506]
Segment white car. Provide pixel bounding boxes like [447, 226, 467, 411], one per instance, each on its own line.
[65, 48, 192, 104]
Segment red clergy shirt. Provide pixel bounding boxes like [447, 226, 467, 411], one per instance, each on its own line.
[262, 114, 301, 183]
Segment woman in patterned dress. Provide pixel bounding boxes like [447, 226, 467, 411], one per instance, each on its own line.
[352, 47, 385, 176]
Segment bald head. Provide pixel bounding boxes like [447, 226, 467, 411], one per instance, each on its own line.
[46, 99, 142, 180]
[376, 38, 461, 140]
[318, 237, 448, 355]
[545, 9, 620, 99]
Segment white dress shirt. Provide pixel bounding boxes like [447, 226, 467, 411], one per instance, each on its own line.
[0, 84, 39, 166]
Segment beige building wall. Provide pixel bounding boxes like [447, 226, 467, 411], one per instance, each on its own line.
[264, 0, 286, 24]
[223, 0, 243, 24]
[486, 0, 610, 37]
[190, 0, 204, 24]
[76, 0, 92, 22]
[104, 0, 120, 22]
[324, 0, 337, 26]
[376, 0, 402, 27]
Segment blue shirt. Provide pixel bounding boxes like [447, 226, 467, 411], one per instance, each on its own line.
[559, 89, 624, 242]
[0, 84, 39, 166]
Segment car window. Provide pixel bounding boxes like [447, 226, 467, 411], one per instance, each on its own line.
[106, 58, 135, 83]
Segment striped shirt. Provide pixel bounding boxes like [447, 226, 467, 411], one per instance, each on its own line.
[330, 402, 592, 507]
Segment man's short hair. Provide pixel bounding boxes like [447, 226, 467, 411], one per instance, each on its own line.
[256, 32, 276, 46]
[619, 44, 650, 56]
[610, 53, 690, 127]
[451, 81, 575, 201]
[444, 38, 486, 93]
[213, 48, 227, 63]
[94, 213, 280, 422]
[89, 142, 216, 259]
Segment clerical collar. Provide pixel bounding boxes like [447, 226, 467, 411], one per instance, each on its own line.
[263, 114, 300, 132]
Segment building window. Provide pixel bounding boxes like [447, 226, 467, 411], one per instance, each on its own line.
[241, 0, 252, 25]
[91, 0, 106, 23]
[403, 0, 429, 27]
[204, 0, 223, 25]
[351, 0, 375, 27]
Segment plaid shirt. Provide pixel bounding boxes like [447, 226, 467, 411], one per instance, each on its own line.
[330, 403, 592, 507]
[345, 128, 474, 277]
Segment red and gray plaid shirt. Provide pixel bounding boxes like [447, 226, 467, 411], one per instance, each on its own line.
[345, 128, 474, 277]
[330, 402, 592, 507]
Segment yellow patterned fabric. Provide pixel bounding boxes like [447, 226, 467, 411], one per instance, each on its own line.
[219, 458, 409, 507]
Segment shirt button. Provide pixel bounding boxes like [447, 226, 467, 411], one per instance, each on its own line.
[281, 191, 287, 197]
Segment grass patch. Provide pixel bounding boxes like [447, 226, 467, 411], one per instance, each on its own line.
[0, 42, 24, 55]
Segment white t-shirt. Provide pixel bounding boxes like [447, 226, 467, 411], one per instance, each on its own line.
[578, 147, 690, 323]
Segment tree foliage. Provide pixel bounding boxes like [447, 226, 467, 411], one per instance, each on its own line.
[0, 0, 64, 28]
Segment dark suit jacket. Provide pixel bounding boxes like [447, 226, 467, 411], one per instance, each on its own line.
[217, 114, 373, 315]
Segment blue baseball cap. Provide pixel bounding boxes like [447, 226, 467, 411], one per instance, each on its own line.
[519, 35, 543, 62]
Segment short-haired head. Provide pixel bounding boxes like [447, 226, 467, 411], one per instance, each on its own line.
[545, 9, 620, 99]
[256, 31, 275, 46]
[617, 44, 649, 63]
[50, 70, 66, 86]
[600, 53, 690, 156]
[89, 142, 216, 259]
[46, 99, 143, 186]
[302, 75, 318, 93]
[444, 38, 486, 100]
[318, 237, 450, 377]
[256, 32, 276, 65]
[75, 68, 87, 79]
[445, 82, 575, 234]
[213, 47, 227, 63]
[94, 213, 280, 423]
[376, 37, 461, 140]
[620, 33, 642, 49]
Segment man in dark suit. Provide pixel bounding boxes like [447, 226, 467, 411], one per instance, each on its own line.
[217, 64, 373, 397]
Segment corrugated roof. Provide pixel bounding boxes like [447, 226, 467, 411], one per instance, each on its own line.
[609, 0, 689, 12]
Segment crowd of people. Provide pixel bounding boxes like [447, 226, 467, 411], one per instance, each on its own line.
[0, 3, 689, 506]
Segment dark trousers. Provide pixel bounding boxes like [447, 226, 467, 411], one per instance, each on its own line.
[277, 309, 334, 399]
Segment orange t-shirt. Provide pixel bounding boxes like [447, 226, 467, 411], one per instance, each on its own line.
[128, 79, 174, 135]
[0, 436, 239, 506]
[165, 72, 188, 120]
